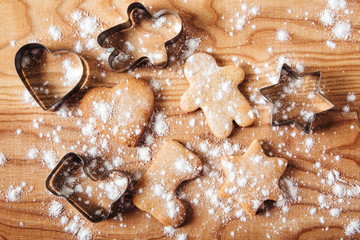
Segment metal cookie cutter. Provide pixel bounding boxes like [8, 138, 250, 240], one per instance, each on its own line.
[260, 64, 334, 133]
[97, 2, 183, 72]
[15, 43, 89, 110]
[46, 153, 129, 223]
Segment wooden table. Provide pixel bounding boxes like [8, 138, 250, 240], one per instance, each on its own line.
[0, 0, 360, 239]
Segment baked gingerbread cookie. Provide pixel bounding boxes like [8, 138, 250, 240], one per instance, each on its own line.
[218, 140, 288, 217]
[81, 78, 154, 147]
[132, 140, 203, 227]
[180, 53, 254, 139]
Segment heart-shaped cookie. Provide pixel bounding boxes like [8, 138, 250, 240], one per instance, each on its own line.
[15, 43, 89, 110]
[80, 78, 154, 147]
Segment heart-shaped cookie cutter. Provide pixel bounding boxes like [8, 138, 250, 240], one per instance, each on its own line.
[15, 43, 89, 110]
[46, 152, 130, 223]
[97, 2, 183, 72]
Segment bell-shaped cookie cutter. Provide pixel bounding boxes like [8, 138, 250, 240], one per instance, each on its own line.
[46, 152, 130, 223]
[15, 43, 89, 111]
[97, 2, 183, 72]
[260, 64, 334, 133]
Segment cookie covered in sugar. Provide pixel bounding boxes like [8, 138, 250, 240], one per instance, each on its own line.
[180, 53, 254, 139]
[218, 140, 288, 217]
[81, 78, 154, 147]
[132, 140, 202, 227]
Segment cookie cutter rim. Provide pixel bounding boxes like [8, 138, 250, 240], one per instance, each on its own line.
[15, 43, 89, 111]
[45, 152, 129, 223]
[259, 63, 335, 133]
[97, 2, 183, 72]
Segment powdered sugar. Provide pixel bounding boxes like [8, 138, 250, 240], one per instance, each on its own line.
[62, 59, 83, 86]
[6, 182, 27, 202]
[345, 220, 360, 236]
[0, 152, 7, 166]
[43, 150, 57, 169]
[48, 25, 63, 41]
[153, 112, 169, 136]
[93, 101, 113, 123]
[332, 21, 352, 39]
[79, 16, 98, 38]
[320, 9, 335, 26]
[137, 147, 151, 162]
[77, 227, 92, 240]
[27, 148, 39, 160]
[49, 200, 64, 218]
[277, 29, 290, 42]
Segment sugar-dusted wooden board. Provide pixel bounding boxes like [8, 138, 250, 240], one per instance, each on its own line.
[1, 0, 360, 239]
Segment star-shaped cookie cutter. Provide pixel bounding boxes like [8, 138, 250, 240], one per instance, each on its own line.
[46, 152, 129, 223]
[260, 64, 334, 133]
[97, 2, 183, 72]
[15, 43, 89, 111]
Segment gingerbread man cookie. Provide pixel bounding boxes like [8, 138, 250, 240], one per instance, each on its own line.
[132, 140, 202, 227]
[218, 140, 287, 217]
[180, 53, 254, 139]
[81, 78, 154, 147]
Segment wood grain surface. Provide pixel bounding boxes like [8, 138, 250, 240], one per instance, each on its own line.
[0, 0, 360, 239]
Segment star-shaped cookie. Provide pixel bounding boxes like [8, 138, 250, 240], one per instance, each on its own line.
[218, 140, 288, 217]
[260, 64, 334, 133]
[180, 53, 254, 139]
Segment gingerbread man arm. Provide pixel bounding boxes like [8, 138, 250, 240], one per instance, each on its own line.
[180, 88, 201, 112]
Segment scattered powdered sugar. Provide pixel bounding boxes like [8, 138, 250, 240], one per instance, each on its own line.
[175, 157, 194, 173]
[137, 147, 151, 162]
[345, 220, 360, 236]
[99, 175, 128, 201]
[65, 216, 81, 234]
[43, 150, 57, 169]
[48, 25, 63, 41]
[6, 182, 27, 202]
[27, 148, 39, 160]
[332, 21, 352, 39]
[328, 0, 347, 11]
[10, 40, 16, 47]
[279, 178, 298, 201]
[49, 200, 64, 218]
[75, 41, 83, 53]
[182, 38, 201, 59]
[0, 152, 7, 166]
[167, 200, 180, 218]
[320, 9, 335, 26]
[153, 112, 169, 136]
[326, 40, 337, 49]
[177, 233, 188, 240]
[93, 101, 113, 123]
[277, 29, 290, 42]
[77, 227, 93, 240]
[329, 208, 341, 217]
[22, 90, 36, 105]
[79, 16, 98, 38]
[164, 226, 177, 237]
[62, 59, 83, 86]
[347, 93, 356, 102]
[305, 137, 315, 149]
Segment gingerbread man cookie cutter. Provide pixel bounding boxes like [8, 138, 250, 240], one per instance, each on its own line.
[97, 2, 183, 72]
[46, 153, 129, 223]
[15, 43, 89, 111]
[260, 64, 334, 133]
